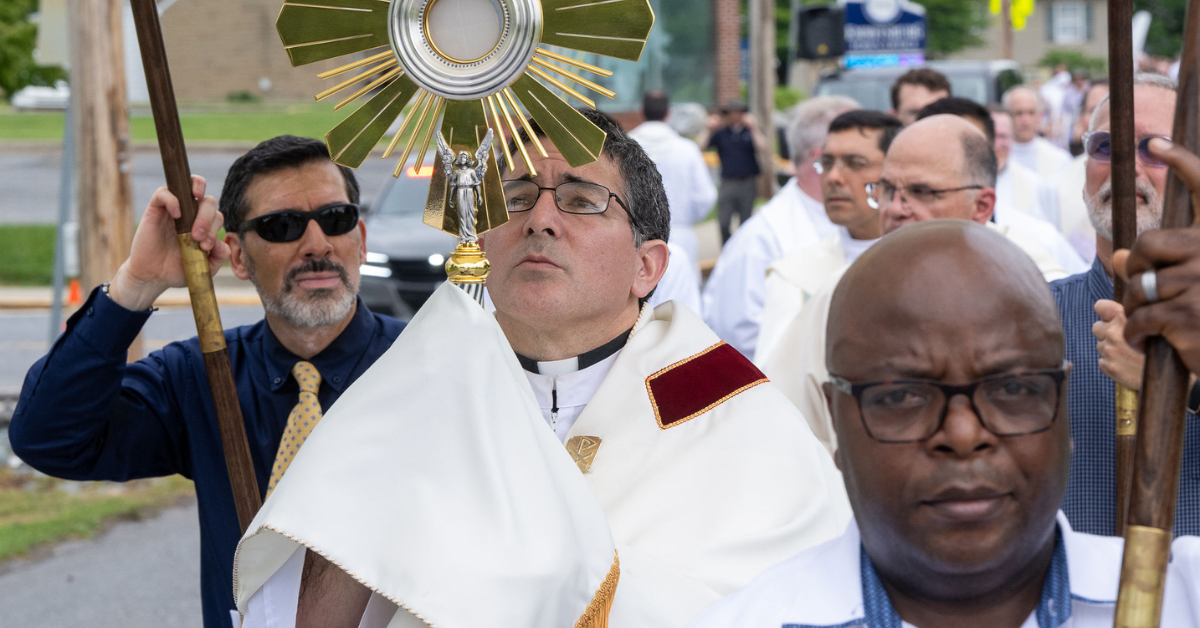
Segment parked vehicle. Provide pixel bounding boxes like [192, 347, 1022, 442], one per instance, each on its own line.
[358, 164, 458, 319]
[814, 60, 1023, 111]
[11, 81, 70, 110]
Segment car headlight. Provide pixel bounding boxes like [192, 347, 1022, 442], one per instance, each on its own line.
[427, 253, 445, 267]
[365, 252, 390, 264]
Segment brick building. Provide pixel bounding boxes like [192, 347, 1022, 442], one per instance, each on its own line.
[155, 0, 345, 101]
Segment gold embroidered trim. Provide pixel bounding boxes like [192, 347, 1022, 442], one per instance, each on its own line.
[575, 551, 620, 628]
[645, 341, 770, 430]
[234, 524, 438, 627]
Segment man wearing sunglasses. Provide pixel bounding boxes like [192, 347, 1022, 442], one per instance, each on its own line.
[1050, 73, 1200, 537]
[232, 110, 852, 628]
[754, 114, 1067, 455]
[10, 135, 406, 628]
[687, 220, 1200, 628]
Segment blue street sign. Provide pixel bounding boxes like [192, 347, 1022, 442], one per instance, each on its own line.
[840, 0, 927, 54]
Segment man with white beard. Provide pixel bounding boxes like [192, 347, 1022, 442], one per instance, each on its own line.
[1050, 72, 1200, 537]
[9, 136, 406, 628]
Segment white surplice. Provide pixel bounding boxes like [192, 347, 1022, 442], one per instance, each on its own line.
[235, 286, 852, 627]
[701, 179, 834, 357]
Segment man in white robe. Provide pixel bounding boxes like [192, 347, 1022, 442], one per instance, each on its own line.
[758, 115, 1067, 453]
[756, 109, 901, 364]
[629, 91, 717, 271]
[234, 109, 851, 628]
[688, 222, 1200, 628]
[701, 96, 859, 357]
[1004, 86, 1073, 177]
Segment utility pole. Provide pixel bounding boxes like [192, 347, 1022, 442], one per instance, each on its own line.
[749, 0, 776, 198]
[69, 0, 140, 359]
[1001, 0, 1014, 60]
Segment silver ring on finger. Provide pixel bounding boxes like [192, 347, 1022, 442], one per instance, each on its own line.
[1141, 268, 1160, 303]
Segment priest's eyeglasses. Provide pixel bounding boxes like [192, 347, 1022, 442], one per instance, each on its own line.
[502, 180, 632, 217]
[1082, 131, 1172, 168]
[865, 180, 984, 209]
[828, 366, 1069, 444]
[813, 153, 874, 175]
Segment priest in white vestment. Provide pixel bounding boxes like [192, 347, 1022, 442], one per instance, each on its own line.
[757, 110, 901, 365]
[628, 91, 717, 270]
[690, 222, 1200, 628]
[1004, 86, 1073, 177]
[234, 110, 851, 628]
[702, 96, 858, 358]
[758, 115, 1067, 453]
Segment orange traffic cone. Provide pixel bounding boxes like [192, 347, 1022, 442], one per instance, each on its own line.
[67, 278, 82, 306]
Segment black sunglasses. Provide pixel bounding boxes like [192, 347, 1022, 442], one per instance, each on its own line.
[238, 203, 360, 243]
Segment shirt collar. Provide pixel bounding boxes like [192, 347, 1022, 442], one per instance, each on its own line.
[515, 328, 631, 375]
[263, 298, 377, 393]
[860, 525, 1072, 628]
[1087, 255, 1114, 302]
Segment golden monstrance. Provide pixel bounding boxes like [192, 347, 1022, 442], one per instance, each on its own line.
[275, 0, 655, 299]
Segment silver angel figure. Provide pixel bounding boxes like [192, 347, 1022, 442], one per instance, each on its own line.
[437, 129, 494, 244]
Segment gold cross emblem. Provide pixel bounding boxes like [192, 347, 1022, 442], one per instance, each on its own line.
[565, 436, 602, 474]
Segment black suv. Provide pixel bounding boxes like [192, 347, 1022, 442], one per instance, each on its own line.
[358, 166, 458, 319]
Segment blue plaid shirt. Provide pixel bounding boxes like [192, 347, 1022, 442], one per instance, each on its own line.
[1051, 258, 1200, 537]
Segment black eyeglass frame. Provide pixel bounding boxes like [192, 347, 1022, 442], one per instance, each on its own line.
[828, 365, 1070, 444]
[237, 203, 361, 243]
[1082, 131, 1172, 169]
[501, 180, 640, 231]
[865, 181, 985, 207]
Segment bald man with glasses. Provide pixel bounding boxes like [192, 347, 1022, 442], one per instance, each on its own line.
[757, 115, 1066, 454]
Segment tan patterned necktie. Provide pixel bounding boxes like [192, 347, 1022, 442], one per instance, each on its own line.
[266, 361, 322, 498]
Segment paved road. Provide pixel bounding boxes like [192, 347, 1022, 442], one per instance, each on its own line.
[0, 501, 202, 628]
[0, 147, 404, 225]
[0, 305, 266, 397]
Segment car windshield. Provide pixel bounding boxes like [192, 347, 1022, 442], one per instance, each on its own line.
[373, 164, 437, 215]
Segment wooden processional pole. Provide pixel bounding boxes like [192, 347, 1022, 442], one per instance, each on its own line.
[1106, 0, 1139, 536]
[127, 0, 262, 532]
[1113, 1, 1200, 625]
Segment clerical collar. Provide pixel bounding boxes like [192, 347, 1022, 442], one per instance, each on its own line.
[515, 329, 631, 375]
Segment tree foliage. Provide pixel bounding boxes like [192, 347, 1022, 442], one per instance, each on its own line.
[1134, 0, 1186, 59]
[918, 0, 991, 56]
[0, 0, 67, 100]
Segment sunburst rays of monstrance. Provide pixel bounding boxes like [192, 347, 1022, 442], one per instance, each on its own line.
[276, 0, 653, 289]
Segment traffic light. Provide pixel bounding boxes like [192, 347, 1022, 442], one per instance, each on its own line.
[798, 5, 846, 60]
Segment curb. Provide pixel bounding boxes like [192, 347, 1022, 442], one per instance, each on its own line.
[0, 295, 262, 311]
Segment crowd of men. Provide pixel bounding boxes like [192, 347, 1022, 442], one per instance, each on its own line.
[8, 64, 1200, 628]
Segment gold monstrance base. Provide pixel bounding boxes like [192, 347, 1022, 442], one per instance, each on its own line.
[446, 242, 490, 285]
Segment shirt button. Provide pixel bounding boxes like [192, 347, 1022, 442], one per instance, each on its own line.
[333, 376, 341, 383]
[274, 377, 281, 384]
[87, 307, 94, 316]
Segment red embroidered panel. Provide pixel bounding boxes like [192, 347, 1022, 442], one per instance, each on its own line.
[645, 341, 769, 429]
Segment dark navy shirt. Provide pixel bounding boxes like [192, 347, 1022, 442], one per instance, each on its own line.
[1050, 258, 1199, 537]
[10, 287, 406, 628]
[707, 126, 761, 179]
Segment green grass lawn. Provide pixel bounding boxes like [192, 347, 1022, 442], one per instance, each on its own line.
[0, 472, 195, 562]
[0, 225, 56, 286]
[0, 102, 355, 143]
